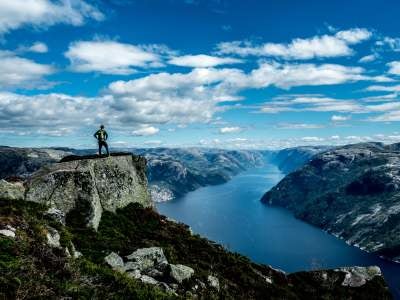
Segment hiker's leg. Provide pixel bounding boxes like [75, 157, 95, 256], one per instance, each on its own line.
[98, 142, 102, 155]
[105, 142, 109, 155]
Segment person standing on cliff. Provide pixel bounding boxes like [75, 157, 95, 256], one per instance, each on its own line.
[94, 125, 110, 156]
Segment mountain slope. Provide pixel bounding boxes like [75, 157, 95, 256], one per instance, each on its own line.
[0, 153, 392, 299]
[261, 142, 400, 263]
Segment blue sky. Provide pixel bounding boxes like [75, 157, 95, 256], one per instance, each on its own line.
[2, 0, 400, 149]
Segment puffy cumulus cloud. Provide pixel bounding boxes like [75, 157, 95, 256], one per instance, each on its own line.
[168, 54, 243, 68]
[216, 28, 372, 60]
[131, 125, 159, 136]
[24, 42, 49, 53]
[0, 0, 104, 34]
[247, 63, 373, 89]
[0, 92, 97, 132]
[0, 51, 54, 89]
[387, 61, 400, 75]
[218, 126, 242, 134]
[331, 115, 351, 122]
[65, 40, 164, 75]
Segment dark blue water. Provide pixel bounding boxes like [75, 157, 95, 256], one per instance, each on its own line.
[157, 164, 400, 299]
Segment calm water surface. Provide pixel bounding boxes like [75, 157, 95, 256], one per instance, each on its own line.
[157, 164, 400, 299]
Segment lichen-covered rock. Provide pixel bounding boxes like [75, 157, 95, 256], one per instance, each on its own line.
[46, 226, 60, 248]
[45, 207, 66, 225]
[207, 275, 220, 291]
[25, 154, 152, 230]
[0, 228, 15, 238]
[104, 252, 124, 271]
[124, 247, 169, 276]
[169, 264, 194, 283]
[0, 179, 25, 201]
[337, 266, 382, 287]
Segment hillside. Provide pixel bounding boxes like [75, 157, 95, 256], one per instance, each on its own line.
[261, 142, 400, 263]
[0, 154, 392, 299]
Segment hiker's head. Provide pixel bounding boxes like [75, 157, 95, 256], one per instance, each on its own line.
[100, 124, 104, 129]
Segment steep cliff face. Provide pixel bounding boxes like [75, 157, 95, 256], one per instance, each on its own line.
[261, 142, 400, 263]
[25, 153, 152, 230]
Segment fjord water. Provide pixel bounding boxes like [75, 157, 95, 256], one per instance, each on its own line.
[157, 164, 400, 298]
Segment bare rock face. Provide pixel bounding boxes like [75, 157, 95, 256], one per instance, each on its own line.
[25, 154, 152, 230]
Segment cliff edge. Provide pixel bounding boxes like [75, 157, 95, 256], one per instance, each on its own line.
[25, 153, 152, 230]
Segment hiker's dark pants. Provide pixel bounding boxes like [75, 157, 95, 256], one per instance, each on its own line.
[98, 141, 109, 155]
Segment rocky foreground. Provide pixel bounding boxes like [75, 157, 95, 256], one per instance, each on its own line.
[0, 153, 392, 299]
[262, 142, 400, 263]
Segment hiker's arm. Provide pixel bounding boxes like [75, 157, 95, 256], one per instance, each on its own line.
[105, 131, 108, 140]
[94, 131, 98, 139]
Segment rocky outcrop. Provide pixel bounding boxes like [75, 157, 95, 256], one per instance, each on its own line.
[104, 247, 194, 292]
[338, 266, 382, 287]
[25, 154, 152, 230]
[0, 179, 25, 201]
[262, 142, 400, 262]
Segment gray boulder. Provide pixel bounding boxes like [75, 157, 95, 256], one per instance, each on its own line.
[46, 226, 61, 248]
[104, 252, 124, 271]
[169, 264, 194, 283]
[207, 275, 220, 291]
[125, 247, 168, 273]
[0, 225, 16, 239]
[0, 179, 25, 201]
[25, 154, 152, 230]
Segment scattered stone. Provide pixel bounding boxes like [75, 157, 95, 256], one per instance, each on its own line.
[0, 179, 25, 201]
[45, 207, 66, 225]
[70, 243, 83, 259]
[127, 270, 141, 279]
[207, 275, 220, 291]
[337, 266, 382, 287]
[46, 226, 60, 248]
[169, 264, 194, 283]
[104, 252, 124, 271]
[6, 225, 16, 232]
[140, 275, 159, 285]
[0, 229, 15, 239]
[125, 247, 168, 273]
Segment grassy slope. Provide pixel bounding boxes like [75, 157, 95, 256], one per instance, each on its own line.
[0, 199, 392, 299]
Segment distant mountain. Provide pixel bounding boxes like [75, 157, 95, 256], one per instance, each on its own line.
[134, 148, 265, 202]
[0, 146, 73, 179]
[261, 142, 400, 263]
[0, 146, 265, 202]
[266, 146, 330, 174]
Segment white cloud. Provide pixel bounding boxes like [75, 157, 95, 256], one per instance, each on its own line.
[169, 54, 242, 68]
[132, 125, 159, 136]
[359, 54, 376, 63]
[219, 126, 242, 134]
[331, 115, 350, 122]
[366, 85, 400, 92]
[216, 28, 372, 60]
[0, 0, 104, 34]
[260, 95, 365, 114]
[0, 51, 54, 89]
[65, 40, 162, 75]
[387, 61, 400, 75]
[276, 123, 323, 129]
[301, 136, 325, 142]
[26, 42, 48, 53]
